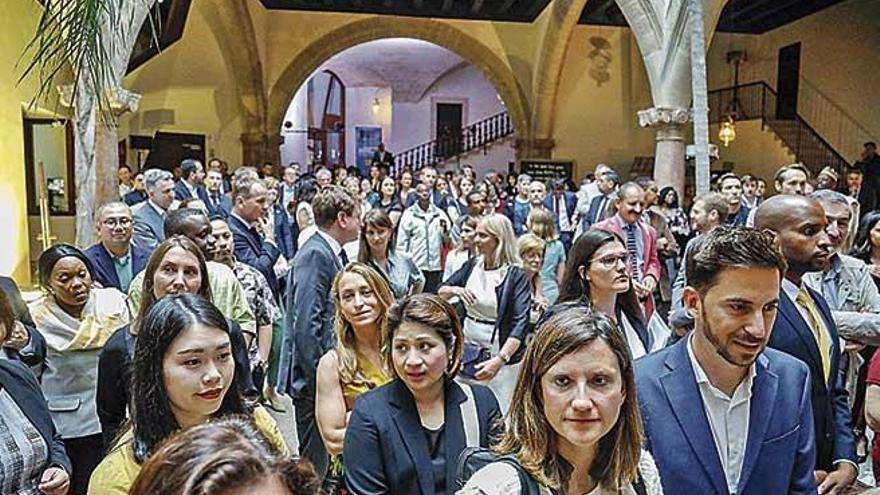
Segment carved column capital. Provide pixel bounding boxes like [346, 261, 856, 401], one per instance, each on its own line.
[58, 84, 141, 117]
[638, 106, 691, 142]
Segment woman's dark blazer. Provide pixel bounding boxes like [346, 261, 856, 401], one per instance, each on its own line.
[440, 258, 531, 362]
[343, 379, 502, 495]
[0, 359, 72, 474]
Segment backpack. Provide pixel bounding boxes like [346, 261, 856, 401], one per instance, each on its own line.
[456, 447, 541, 495]
[456, 446, 648, 495]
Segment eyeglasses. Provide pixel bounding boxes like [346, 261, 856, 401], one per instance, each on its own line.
[102, 217, 132, 228]
[589, 253, 631, 269]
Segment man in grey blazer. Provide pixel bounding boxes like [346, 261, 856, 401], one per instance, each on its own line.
[805, 190, 880, 345]
[131, 168, 175, 251]
[278, 185, 361, 477]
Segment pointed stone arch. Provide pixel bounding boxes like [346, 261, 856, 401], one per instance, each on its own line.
[267, 16, 531, 158]
[530, 0, 591, 144]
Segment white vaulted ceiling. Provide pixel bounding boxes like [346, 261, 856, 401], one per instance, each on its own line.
[315, 38, 467, 103]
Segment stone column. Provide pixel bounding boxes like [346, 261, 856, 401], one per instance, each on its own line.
[514, 137, 555, 162]
[638, 106, 691, 195]
[241, 132, 282, 168]
[63, 85, 140, 247]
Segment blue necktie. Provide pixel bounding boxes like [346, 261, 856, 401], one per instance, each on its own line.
[625, 224, 640, 278]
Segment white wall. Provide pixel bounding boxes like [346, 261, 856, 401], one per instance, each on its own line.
[279, 83, 308, 167]
[344, 86, 392, 167]
[438, 136, 517, 179]
[390, 64, 506, 153]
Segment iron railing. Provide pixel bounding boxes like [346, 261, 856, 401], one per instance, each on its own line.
[708, 81, 850, 177]
[392, 110, 514, 176]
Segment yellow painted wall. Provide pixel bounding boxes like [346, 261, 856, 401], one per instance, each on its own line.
[707, 0, 880, 164]
[120, 1, 244, 165]
[0, 0, 62, 284]
[711, 120, 796, 184]
[551, 25, 657, 179]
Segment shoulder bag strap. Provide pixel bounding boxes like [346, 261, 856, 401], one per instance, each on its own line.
[458, 382, 480, 447]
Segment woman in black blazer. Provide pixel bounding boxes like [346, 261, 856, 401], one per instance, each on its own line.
[0, 288, 71, 494]
[343, 294, 502, 495]
[438, 214, 531, 412]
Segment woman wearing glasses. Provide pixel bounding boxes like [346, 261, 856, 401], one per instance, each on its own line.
[544, 230, 652, 359]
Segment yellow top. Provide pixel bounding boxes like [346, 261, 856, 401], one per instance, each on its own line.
[87, 407, 288, 495]
[341, 352, 391, 404]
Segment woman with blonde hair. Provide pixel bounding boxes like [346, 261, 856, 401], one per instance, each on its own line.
[527, 207, 566, 304]
[439, 213, 530, 412]
[460, 306, 662, 494]
[315, 263, 395, 491]
[517, 233, 549, 324]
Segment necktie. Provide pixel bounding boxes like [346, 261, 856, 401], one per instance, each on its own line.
[796, 287, 832, 382]
[212, 193, 220, 207]
[339, 249, 349, 267]
[624, 224, 640, 279]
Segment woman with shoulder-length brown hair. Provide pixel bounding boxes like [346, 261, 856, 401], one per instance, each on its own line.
[460, 305, 663, 495]
[129, 416, 319, 495]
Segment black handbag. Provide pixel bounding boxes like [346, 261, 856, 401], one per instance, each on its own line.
[460, 342, 492, 379]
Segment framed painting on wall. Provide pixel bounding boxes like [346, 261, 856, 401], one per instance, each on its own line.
[356, 126, 383, 176]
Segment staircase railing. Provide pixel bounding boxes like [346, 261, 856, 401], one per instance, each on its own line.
[392, 110, 514, 176]
[797, 77, 877, 164]
[707, 81, 850, 177]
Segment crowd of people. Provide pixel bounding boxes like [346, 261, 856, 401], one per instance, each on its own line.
[5, 143, 880, 494]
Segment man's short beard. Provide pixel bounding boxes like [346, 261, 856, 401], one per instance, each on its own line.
[701, 305, 760, 368]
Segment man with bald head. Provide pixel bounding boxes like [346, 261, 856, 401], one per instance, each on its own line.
[755, 195, 858, 492]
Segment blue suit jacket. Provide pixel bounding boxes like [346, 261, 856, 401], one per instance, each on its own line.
[344, 379, 502, 495]
[83, 243, 149, 291]
[636, 338, 817, 495]
[277, 233, 340, 398]
[227, 215, 281, 297]
[273, 204, 295, 260]
[544, 191, 578, 231]
[174, 180, 211, 205]
[769, 285, 856, 470]
[586, 194, 614, 227]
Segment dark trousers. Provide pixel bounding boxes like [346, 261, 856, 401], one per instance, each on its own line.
[65, 433, 103, 495]
[559, 231, 573, 253]
[423, 270, 443, 294]
[293, 395, 329, 478]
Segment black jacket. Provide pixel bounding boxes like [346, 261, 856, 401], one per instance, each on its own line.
[0, 359, 72, 475]
[441, 258, 531, 363]
[344, 379, 501, 495]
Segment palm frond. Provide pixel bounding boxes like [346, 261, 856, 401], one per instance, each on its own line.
[17, 0, 159, 116]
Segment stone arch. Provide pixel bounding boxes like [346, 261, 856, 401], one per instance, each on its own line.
[267, 16, 531, 148]
[531, 0, 591, 141]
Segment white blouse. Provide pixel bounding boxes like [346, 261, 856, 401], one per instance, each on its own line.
[458, 449, 664, 495]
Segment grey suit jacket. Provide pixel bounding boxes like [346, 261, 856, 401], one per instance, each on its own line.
[131, 201, 165, 252]
[804, 253, 880, 345]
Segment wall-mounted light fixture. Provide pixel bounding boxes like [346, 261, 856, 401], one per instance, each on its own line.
[371, 97, 381, 114]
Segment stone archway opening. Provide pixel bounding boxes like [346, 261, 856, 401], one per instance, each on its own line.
[268, 16, 530, 173]
[278, 37, 516, 177]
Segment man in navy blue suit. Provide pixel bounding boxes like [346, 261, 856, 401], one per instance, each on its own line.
[755, 195, 858, 492]
[636, 226, 817, 494]
[278, 185, 361, 478]
[84, 201, 149, 293]
[174, 159, 211, 206]
[228, 176, 282, 298]
[544, 178, 578, 252]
